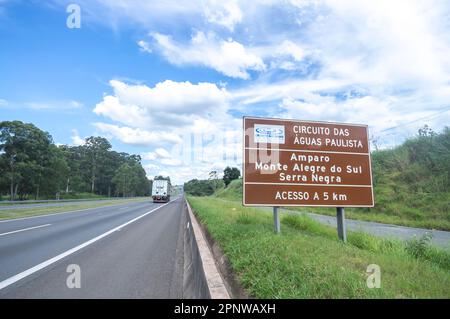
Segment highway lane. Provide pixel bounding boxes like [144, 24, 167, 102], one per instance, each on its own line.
[0, 199, 160, 282]
[0, 197, 185, 298]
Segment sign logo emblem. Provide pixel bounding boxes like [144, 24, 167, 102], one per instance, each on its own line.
[254, 124, 285, 144]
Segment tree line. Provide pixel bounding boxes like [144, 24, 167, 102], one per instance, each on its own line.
[184, 166, 241, 196]
[0, 121, 152, 200]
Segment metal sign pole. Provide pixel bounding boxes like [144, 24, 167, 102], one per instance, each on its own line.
[273, 206, 280, 234]
[336, 207, 347, 242]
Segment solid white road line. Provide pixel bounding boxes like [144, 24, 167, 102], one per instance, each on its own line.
[0, 199, 176, 291]
[0, 224, 51, 237]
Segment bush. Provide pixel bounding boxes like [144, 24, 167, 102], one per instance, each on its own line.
[405, 233, 433, 258]
[184, 179, 224, 196]
[405, 233, 450, 270]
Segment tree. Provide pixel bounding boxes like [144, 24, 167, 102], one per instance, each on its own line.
[0, 121, 57, 200]
[82, 137, 112, 194]
[223, 167, 241, 187]
[208, 170, 221, 192]
[113, 162, 151, 197]
[112, 163, 132, 197]
[59, 145, 87, 193]
[184, 179, 217, 196]
[0, 121, 153, 200]
[38, 145, 69, 198]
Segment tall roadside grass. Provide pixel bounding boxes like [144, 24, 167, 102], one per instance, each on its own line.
[283, 213, 449, 271]
[188, 196, 450, 298]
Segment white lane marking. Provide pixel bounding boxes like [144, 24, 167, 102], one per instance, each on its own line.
[0, 200, 151, 223]
[0, 224, 51, 237]
[0, 199, 176, 290]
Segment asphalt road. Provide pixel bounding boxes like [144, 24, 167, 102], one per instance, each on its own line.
[274, 208, 450, 249]
[0, 197, 184, 298]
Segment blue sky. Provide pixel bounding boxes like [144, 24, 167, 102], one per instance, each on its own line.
[1, 0, 450, 184]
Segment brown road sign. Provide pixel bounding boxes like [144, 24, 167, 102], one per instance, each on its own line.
[243, 116, 374, 207]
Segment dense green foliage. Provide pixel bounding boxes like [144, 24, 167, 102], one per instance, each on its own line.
[188, 196, 450, 298]
[184, 167, 240, 196]
[215, 127, 450, 230]
[223, 166, 241, 186]
[0, 121, 151, 200]
[112, 162, 150, 197]
[184, 178, 225, 196]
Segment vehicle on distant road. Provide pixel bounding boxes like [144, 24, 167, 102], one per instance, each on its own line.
[152, 179, 171, 203]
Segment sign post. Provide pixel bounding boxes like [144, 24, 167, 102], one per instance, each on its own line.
[243, 116, 374, 240]
[336, 207, 346, 242]
[273, 206, 280, 234]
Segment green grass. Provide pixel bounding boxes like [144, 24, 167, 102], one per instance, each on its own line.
[0, 197, 151, 220]
[0, 192, 109, 203]
[216, 179, 450, 230]
[187, 196, 450, 298]
[54, 192, 109, 200]
[214, 179, 243, 202]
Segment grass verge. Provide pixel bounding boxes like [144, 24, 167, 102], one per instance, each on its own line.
[0, 197, 150, 220]
[187, 196, 450, 298]
[0, 192, 109, 203]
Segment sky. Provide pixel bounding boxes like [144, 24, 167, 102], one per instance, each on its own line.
[1, 0, 450, 185]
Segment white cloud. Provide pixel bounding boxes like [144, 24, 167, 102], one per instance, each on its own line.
[0, 99, 7, 107]
[50, 0, 246, 32]
[204, 0, 243, 31]
[270, 40, 307, 70]
[94, 122, 182, 146]
[150, 31, 265, 79]
[141, 148, 172, 160]
[160, 158, 183, 166]
[147, 126, 242, 184]
[297, 0, 450, 86]
[94, 79, 229, 130]
[92, 78, 243, 184]
[231, 77, 346, 105]
[49, 0, 203, 31]
[71, 129, 85, 146]
[137, 40, 152, 53]
[279, 96, 396, 131]
[146, 31, 311, 76]
[72, 0, 450, 183]
[25, 100, 83, 110]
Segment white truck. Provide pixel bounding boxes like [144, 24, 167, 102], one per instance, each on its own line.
[152, 179, 170, 203]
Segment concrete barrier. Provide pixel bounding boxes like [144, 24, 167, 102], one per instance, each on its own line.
[182, 199, 230, 299]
